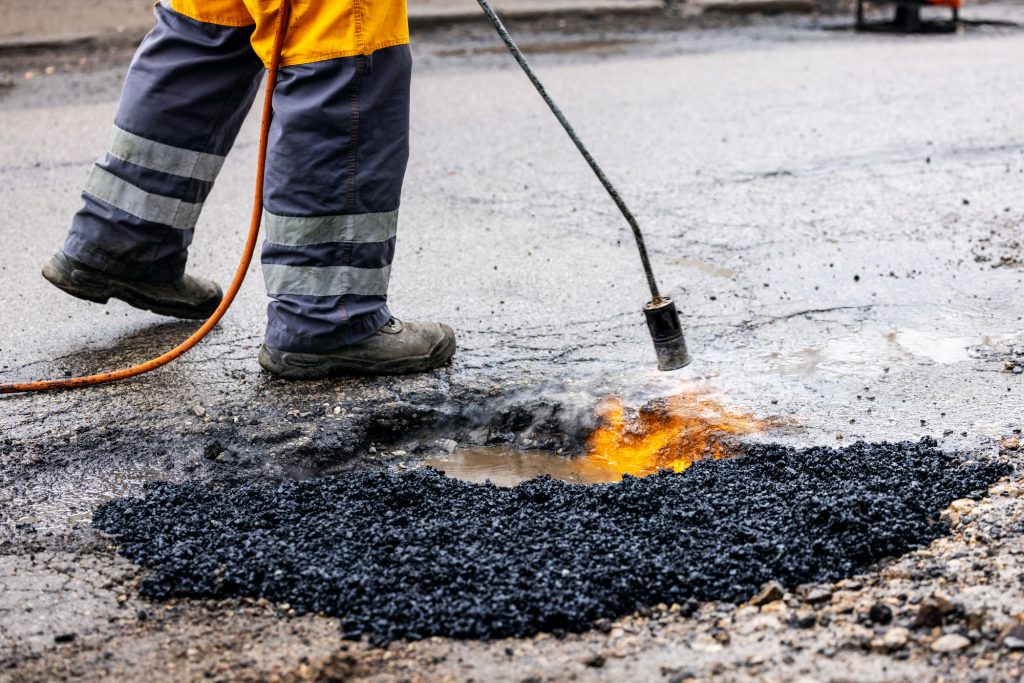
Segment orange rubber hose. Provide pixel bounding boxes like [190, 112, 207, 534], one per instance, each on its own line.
[1, 1, 292, 395]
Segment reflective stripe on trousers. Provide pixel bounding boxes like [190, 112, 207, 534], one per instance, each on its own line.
[63, 1, 411, 352]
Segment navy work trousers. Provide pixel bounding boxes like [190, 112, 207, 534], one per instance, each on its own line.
[64, 4, 411, 352]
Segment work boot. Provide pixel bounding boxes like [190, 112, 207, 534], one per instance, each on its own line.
[258, 317, 456, 378]
[41, 252, 222, 320]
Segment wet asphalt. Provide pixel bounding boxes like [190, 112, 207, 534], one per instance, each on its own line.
[2, 5, 1023, 526]
[2, 3, 1024, 678]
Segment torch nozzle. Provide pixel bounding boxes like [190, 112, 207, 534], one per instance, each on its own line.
[643, 297, 692, 371]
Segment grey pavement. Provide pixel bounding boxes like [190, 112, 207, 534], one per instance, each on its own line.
[1, 4, 1024, 681]
[3, 4, 1023, 449]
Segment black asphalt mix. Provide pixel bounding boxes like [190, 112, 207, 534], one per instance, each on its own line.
[92, 438, 1007, 645]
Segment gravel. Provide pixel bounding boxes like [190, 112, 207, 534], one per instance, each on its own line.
[92, 438, 1007, 645]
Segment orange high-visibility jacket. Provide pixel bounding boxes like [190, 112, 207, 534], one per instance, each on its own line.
[169, 0, 409, 67]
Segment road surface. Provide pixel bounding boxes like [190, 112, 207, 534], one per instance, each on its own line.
[2, 4, 1023, 681]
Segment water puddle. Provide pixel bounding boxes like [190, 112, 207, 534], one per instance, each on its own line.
[893, 330, 989, 364]
[423, 445, 619, 486]
[761, 327, 1024, 376]
[677, 257, 737, 279]
[19, 462, 169, 530]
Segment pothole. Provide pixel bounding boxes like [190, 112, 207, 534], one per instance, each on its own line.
[92, 437, 1007, 646]
[425, 390, 765, 485]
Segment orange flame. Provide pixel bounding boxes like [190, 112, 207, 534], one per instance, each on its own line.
[581, 391, 764, 479]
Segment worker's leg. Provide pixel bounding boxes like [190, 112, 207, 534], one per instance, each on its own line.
[244, 0, 452, 370]
[61, 1, 263, 283]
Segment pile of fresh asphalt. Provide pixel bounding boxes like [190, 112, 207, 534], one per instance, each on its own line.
[93, 437, 1007, 645]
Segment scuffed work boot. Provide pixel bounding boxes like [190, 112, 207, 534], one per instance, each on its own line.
[41, 252, 222, 320]
[258, 317, 457, 379]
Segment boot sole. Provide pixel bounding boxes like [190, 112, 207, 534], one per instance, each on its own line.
[42, 258, 219, 320]
[258, 334, 457, 379]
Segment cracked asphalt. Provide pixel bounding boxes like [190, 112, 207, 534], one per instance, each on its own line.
[2, 2, 1024, 681]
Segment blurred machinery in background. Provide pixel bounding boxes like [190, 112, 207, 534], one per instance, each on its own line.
[856, 0, 960, 32]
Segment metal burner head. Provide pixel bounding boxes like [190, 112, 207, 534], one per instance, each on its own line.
[643, 297, 692, 372]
